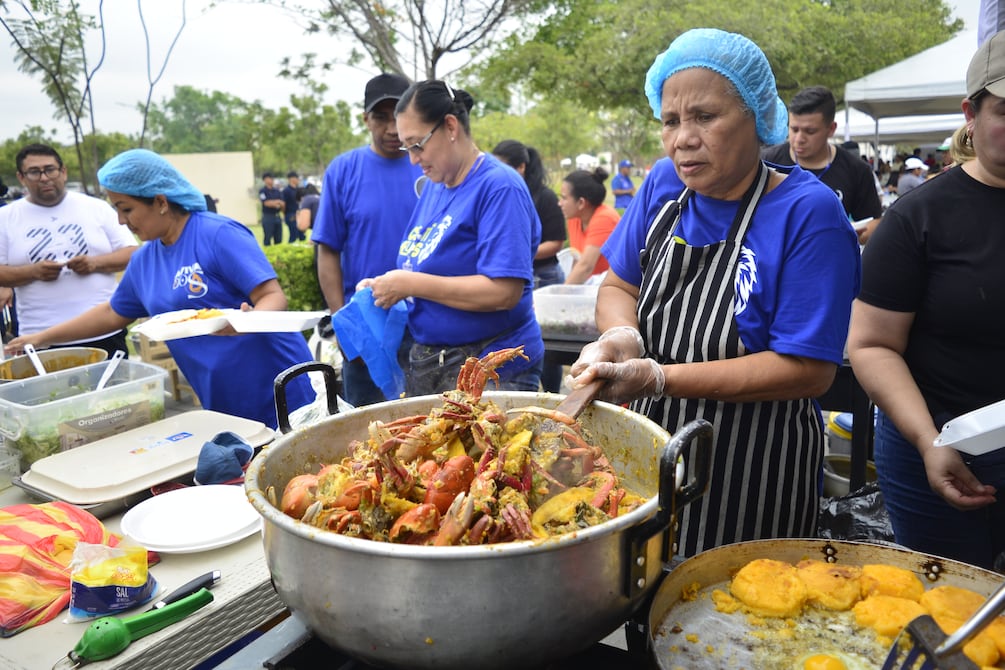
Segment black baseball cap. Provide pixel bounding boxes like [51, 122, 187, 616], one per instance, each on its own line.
[364, 73, 411, 113]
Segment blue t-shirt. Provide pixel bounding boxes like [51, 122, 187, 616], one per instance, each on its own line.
[311, 146, 422, 301]
[111, 212, 314, 428]
[603, 158, 860, 364]
[612, 172, 635, 209]
[397, 154, 543, 370]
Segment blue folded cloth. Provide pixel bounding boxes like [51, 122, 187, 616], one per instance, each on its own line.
[330, 287, 406, 400]
[194, 431, 254, 485]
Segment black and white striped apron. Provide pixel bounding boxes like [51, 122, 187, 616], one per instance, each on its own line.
[633, 162, 823, 558]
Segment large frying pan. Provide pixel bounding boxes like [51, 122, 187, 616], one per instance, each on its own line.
[647, 538, 1005, 669]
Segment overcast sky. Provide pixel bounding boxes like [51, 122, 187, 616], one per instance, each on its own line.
[0, 0, 374, 142]
[0, 0, 982, 144]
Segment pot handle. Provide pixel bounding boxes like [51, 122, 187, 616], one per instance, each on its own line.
[273, 361, 340, 434]
[623, 418, 712, 599]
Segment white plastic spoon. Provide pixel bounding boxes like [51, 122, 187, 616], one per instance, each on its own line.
[23, 343, 47, 377]
[94, 350, 126, 391]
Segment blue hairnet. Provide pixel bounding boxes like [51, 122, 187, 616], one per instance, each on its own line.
[97, 149, 207, 212]
[644, 28, 788, 146]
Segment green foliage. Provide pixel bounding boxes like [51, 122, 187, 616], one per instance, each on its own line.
[145, 84, 365, 178]
[262, 243, 324, 312]
[477, 0, 963, 110]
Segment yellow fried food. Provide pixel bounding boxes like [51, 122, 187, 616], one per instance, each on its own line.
[711, 589, 741, 614]
[852, 594, 927, 639]
[796, 559, 862, 611]
[986, 618, 1005, 658]
[729, 558, 807, 617]
[859, 564, 925, 601]
[933, 614, 1000, 667]
[921, 585, 985, 621]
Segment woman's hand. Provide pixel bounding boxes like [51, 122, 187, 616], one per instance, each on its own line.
[569, 326, 644, 377]
[921, 446, 997, 511]
[571, 358, 666, 404]
[366, 271, 410, 309]
[4, 333, 44, 356]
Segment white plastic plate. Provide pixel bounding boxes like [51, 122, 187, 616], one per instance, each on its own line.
[225, 309, 326, 333]
[120, 484, 261, 553]
[934, 398, 1005, 455]
[133, 309, 229, 341]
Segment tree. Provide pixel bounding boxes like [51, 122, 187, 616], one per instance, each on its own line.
[268, 0, 543, 79]
[1, 0, 187, 190]
[145, 84, 365, 177]
[477, 0, 963, 111]
[1, 0, 104, 192]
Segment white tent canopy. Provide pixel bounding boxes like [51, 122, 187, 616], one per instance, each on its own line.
[837, 107, 963, 146]
[844, 29, 976, 118]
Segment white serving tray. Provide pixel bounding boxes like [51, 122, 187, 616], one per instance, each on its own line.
[134, 309, 326, 340]
[225, 309, 326, 333]
[934, 398, 1005, 455]
[16, 409, 273, 505]
[133, 309, 230, 340]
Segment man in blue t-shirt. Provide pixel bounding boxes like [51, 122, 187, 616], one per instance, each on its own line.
[611, 159, 636, 212]
[312, 73, 422, 406]
[258, 172, 284, 246]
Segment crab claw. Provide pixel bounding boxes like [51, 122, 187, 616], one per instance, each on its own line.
[433, 492, 475, 546]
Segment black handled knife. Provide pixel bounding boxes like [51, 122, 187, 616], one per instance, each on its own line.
[148, 570, 221, 611]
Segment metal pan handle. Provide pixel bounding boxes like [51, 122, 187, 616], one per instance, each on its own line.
[623, 418, 712, 599]
[273, 362, 340, 434]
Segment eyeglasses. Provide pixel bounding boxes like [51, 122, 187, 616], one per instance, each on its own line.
[400, 116, 446, 156]
[20, 165, 62, 181]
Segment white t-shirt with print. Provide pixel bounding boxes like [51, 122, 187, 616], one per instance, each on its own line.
[0, 192, 137, 338]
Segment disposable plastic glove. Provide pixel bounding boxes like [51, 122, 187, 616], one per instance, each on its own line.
[569, 326, 645, 379]
[572, 358, 666, 405]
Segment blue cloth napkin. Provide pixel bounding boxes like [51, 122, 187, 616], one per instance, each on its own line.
[194, 431, 254, 485]
[330, 287, 406, 400]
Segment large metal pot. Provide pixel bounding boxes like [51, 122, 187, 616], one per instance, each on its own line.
[0, 346, 107, 382]
[647, 538, 1005, 669]
[245, 363, 711, 670]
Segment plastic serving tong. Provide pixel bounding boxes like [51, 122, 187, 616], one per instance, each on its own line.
[54, 588, 213, 669]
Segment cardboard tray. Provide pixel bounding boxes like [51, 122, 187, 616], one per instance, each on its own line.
[13, 409, 273, 513]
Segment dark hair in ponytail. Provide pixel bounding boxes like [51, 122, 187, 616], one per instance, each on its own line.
[563, 167, 609, 206]
[396, 80, 475, 134]
[492, 139, 548, 196]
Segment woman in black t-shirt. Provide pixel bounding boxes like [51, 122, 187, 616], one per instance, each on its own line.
[848, 32, 1005, 570]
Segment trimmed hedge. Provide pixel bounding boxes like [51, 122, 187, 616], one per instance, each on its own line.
[263, 243, 324, 312]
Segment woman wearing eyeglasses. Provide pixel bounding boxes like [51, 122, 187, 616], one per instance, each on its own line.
[360, 80, 543, 395]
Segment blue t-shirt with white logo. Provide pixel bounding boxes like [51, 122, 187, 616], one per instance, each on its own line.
[603, 158, 859, 364]
[396, 154, 543, 371]
[111, 212, 313, 427]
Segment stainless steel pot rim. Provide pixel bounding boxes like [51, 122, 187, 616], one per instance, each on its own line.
[245, 484, 658, 559]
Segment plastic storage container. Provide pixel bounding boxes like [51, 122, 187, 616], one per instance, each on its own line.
[826, 411, 853, 456]
[533, 284, 600, 340]
[0, 446, 19, 490]
[0, 359, 167, 470]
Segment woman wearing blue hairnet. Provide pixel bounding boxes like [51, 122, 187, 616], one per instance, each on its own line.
[5, 149, 314, 429]
[569, 29, 861, 557]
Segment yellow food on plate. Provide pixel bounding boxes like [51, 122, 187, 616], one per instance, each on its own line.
[852, 594, 927, 639]
[711, 588, 741, 613]
[859, 563, 925, 601]
[168, 308, 224, 323]
[796, 559, 862, 611]
[729, 558, 807, 617]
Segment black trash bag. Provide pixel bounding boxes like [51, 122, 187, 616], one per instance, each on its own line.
[817, 481, 895, 543]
